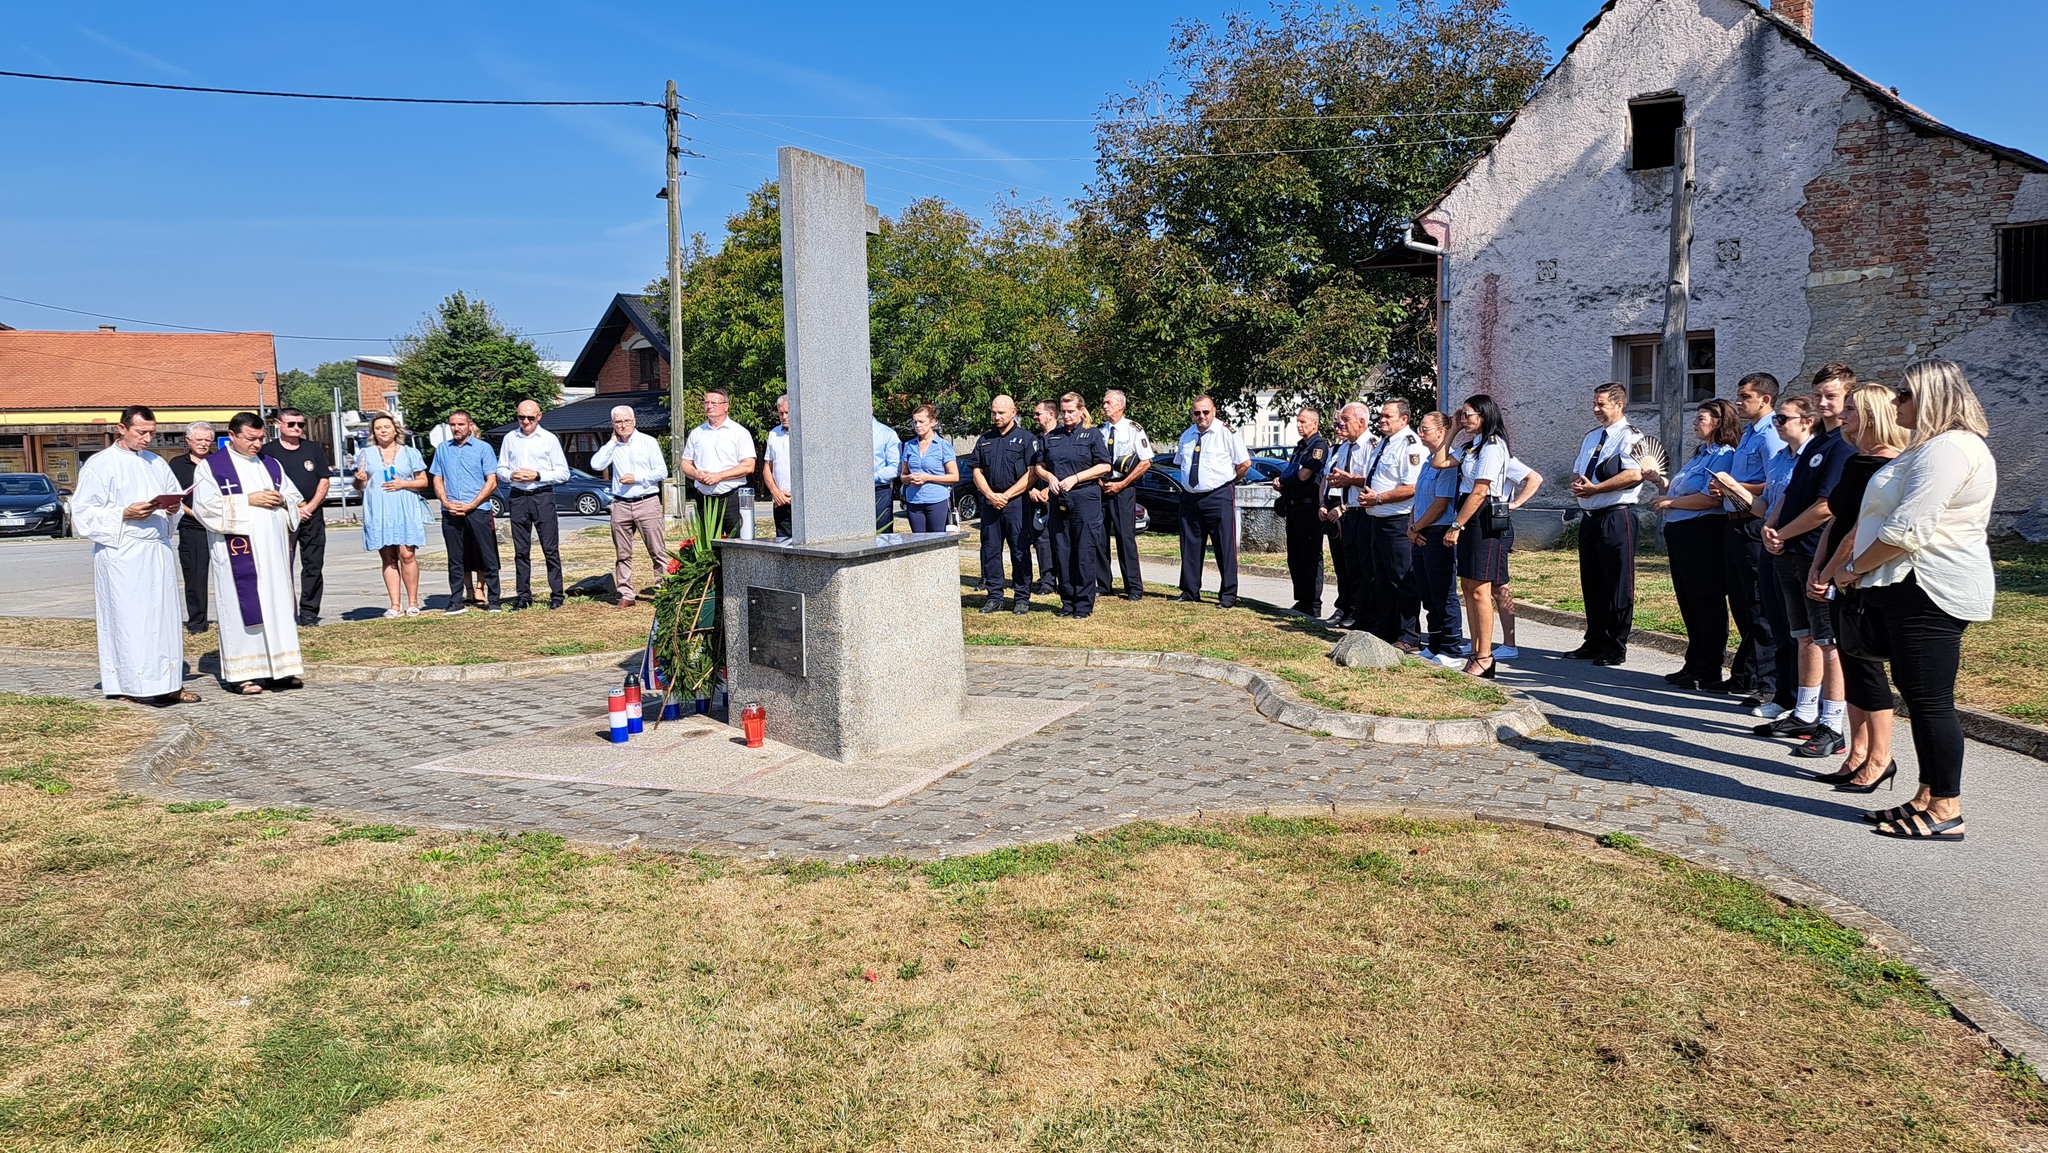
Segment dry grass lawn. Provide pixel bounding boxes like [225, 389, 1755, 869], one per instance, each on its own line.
[3, 692, 2043, 1151]
[957, 574, 1506, 721]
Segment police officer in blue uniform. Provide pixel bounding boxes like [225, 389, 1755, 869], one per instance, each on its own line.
[1275, 406, 1330, 616]
[1034, 391, 1112, 618]
[1025, 399, 1058, 595]
[970, 394, 1038, 614]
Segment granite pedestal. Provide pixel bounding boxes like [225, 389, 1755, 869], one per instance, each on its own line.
[716, 532, 965, 763]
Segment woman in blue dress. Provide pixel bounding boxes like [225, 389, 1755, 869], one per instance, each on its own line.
[353, 412, 430, 617]
[1649, 399, 1741, 689]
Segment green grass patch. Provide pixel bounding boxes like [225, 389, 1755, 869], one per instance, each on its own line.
[164, 800, 229, 814]
[2, 754, 71, 795]
[321, 824, 417, 846]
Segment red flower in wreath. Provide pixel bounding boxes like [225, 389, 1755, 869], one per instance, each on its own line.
[666, 557, 681, 575]
[680, 538, 696, 550]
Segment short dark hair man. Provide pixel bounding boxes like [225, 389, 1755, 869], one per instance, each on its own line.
[1717, 371, 1786, 709]
[429, 410, 502, 614]
[1565, 382, 1646, 664]
[261, 407, 330, 626]
[1275, 406, 1330, 616]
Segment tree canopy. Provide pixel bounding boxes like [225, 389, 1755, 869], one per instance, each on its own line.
[276, 360, 357, 416]
[393, 292, 559, 432]
[1074, 0, 1546, 423]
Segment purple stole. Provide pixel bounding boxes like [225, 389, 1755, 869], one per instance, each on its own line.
[207, 452, 286, 628]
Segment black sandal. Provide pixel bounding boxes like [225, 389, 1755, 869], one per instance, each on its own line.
[1861, 802, 1924, 826]
[1872, 811, 1965, 841]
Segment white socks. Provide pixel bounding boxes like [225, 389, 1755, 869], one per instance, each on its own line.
[1794, 687, 1821, 723]
[1818, 699, 1847, 734]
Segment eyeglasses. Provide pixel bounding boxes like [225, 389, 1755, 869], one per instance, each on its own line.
[1772, 414, 1807, 425]
[1455, 410, 1479, 419]
[1892, 388, 1912, 403]
[281, 421, 305, 428]
[517, 414, 540, 422]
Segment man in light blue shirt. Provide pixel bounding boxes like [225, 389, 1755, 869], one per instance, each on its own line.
[1717, 371, 1787, 707]
[872, 416, 902, 531]
[428, 410, 500, 614]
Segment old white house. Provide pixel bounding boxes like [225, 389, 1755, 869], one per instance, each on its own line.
[1413, 0, 2047, 520]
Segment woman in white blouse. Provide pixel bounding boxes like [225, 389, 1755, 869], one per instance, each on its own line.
[1832, 359, 1995, 842]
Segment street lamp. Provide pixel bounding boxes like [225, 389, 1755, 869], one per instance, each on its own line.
[252, 370, 268, 428]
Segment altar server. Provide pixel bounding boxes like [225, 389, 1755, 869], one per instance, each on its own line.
[73, 405, 195, 705]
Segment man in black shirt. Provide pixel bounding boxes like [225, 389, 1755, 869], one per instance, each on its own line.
[260, 408, 331, 627]
[971, 395, 1038, 615]
[1274, 407, 1330, 617]
[165, 421, 216, 633]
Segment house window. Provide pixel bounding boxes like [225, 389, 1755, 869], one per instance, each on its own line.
[2000, 222, 2048, 304]
[1629, 97, 1684, 171]
[1617, 332, 1716, 404]
[635, 348, 661, 387]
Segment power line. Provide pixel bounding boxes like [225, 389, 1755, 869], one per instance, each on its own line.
[835, 134, 1503, 162]
[710, 109, 1513, 124]
[0, 294, 597, 343]
[0, 69, 663, 108]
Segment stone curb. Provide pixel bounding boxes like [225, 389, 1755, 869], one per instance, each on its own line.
[967, 645, 1546, 747]
[0, 646, 638, 685]
[1505, 603, 2048, 764]
[128, 719, 204, 788]
[1060, 800, 2048, 1080]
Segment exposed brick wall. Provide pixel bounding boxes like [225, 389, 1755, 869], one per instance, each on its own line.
[593, 339, 670, 395]
[355, 367, 397, 412]
[1798, 94, 2023, 381]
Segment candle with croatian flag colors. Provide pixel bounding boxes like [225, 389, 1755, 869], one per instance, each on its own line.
[607, 688, 629, 743]
[624, 672, 644, 734]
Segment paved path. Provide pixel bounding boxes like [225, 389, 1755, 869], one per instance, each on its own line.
[4, 552, 2042, 1044]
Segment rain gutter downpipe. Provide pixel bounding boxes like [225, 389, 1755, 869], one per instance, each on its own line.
[1402, 221, 1450, 412]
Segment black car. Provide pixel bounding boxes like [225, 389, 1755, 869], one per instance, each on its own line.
[0, 473, 68, 537]
[486, 468, 616, 518]
[1132, 453, 1284, 534]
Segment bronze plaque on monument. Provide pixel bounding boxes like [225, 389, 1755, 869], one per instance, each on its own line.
[747, 586, 807, 677]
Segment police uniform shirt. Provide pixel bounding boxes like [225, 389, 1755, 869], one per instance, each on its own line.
[1100, 418, 1153, 480]
[971, 423, 1036, 492]
[1572, 419, 1644, 510]
[1362, 426, 1425, 517]
[1725, 415, 1785, 513]
[1174, 422, 1250, 493]
[1329, 434, 1376, 507]
[1036, 423, 1110, 494]
[1280, 432, 1328, 502]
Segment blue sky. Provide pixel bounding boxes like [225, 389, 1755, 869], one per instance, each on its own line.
[4, 0, 2042, 374]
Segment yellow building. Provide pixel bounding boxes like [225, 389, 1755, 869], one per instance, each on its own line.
[0, 326, 279, 487]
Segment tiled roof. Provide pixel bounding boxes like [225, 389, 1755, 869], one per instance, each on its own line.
[0, 329, 280, 411]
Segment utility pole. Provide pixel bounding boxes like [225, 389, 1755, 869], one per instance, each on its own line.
[665, 80, 686, 505]
[1657, 126, 1695, 463]
[253, 370, 268, 429]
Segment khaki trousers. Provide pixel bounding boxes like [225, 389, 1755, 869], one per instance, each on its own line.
[610, 496, 667, 601]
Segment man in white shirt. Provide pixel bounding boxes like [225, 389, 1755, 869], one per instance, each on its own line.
[1172, 394, 1251, 607]
[1095, 388, 1153, 599]
[497, 399, 571, 610]
[1320, 402, 1375, 628]
[590, 405, 670, 607]
[680, 387, 756, 537]
[72, 405, 196, 705]
[1359, 399, 1427, 648]
[1566, 381, 1646, 665]
[761, 394, 793, 537]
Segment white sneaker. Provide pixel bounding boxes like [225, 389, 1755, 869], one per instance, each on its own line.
[1751, 702, 1787, 719]
[1494, 645, 1520, 661]
[382, 608, 401, 619]
[1434, 652, 1464, 669]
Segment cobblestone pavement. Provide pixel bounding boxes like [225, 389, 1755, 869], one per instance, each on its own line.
[0, 654, 1734, 865]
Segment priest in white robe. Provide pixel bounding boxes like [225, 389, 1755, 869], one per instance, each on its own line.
[72, 406, 196, 705]
[191, 412, 306, 693]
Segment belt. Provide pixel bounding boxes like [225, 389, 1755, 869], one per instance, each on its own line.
[514, 485, 554, 495]
[615, 492, 657, 504]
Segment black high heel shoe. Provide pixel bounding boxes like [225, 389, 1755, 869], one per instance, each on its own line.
[1463, 656, 1497, 680]
[1833, 761, 1898, 794]
[1811, 760, 1866, 785]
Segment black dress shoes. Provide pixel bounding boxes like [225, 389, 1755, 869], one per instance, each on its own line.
[1174, 594, 1201, 604]
[1591, 651, 1627, 667]
[1562, 646, 1598, 660]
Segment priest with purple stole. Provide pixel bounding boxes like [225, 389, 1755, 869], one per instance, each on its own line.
[72, 405, 196, 705]
[191, 411, 306, 694]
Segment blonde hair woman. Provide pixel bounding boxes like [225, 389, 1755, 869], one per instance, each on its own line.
[1809, 383, 1912, 791]
[353, 413, 430, 616]
[1833, 360, 1995, 840]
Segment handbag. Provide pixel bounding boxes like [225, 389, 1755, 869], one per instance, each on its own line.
[1834, 586, 1889, 661]
[1477, 493, 1513, 538]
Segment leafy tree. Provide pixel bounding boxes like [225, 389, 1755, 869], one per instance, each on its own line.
[277, 360, 358, 415]
[1073, 0, 1547, 424]
[393, 292, 558, 432]
[646, 184, 786, 439]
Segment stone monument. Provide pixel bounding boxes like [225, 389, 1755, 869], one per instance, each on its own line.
[712, 147, 966, 763]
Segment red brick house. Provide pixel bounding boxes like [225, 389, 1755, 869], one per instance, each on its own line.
[494, 293, 674, 471]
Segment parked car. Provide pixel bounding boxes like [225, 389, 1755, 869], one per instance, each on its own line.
[1133, 453, 1285, 534]
[322, 467, 359, 509]
[0, 473, 69, 537]
[486, 468, 615, 518]
[944, 469, 1147, 533]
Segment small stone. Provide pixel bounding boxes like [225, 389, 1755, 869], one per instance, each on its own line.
[1331, 631, 1403, 669]
[2013, 496, 2048, 543]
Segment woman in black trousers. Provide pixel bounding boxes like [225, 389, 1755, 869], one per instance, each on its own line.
[1833, 359, 1995, 841]
[1649, 399, 1740, 689]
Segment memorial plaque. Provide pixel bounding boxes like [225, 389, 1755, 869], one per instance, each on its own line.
[748, 586, 807, 677]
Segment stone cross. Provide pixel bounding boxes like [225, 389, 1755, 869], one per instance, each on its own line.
[779, 146, 883, 544]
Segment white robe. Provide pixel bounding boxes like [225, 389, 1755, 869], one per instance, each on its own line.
[191, 450, 305, 683]
[72, 445, 186, 697]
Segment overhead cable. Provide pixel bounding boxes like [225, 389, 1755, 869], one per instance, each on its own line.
[0, 69, 663, 108]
